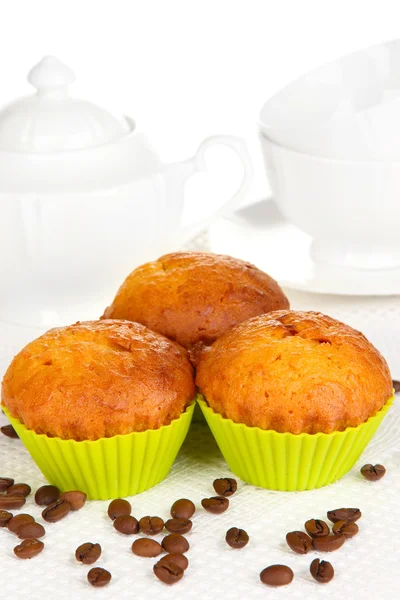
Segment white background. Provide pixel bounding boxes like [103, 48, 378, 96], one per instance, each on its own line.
[2, 0, 400, 205]
[1, 6, 400, 598]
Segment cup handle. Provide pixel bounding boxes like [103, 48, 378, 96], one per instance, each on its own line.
[177, 135, 253, 243]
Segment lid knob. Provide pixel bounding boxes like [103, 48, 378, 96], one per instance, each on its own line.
[27, 56, 76, 98]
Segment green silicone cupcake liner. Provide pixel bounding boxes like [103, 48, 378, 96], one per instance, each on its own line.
[198, 395, 394, 491]
[3, 402, 195, 500]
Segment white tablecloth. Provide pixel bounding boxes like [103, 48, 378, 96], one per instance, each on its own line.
[1, 232, 399, 600]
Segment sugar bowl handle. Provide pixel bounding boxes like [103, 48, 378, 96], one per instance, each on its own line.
[176, 135, 253, 243]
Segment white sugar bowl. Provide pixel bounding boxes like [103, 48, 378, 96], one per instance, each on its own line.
[0, 57, 252, 327]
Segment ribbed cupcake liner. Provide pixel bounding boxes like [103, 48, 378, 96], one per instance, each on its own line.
[198, 395, 394, 491]
[3, 402, 195, 500]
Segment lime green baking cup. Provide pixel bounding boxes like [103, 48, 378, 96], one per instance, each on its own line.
[198, 395, 394, 491]
[3, 402, 195, 500]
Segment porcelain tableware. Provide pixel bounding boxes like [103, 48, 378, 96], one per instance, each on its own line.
[0, 57, 252, 327]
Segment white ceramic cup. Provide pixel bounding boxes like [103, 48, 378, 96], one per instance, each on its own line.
[259, 132, 400, 271]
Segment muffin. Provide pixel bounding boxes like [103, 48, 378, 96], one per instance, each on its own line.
[102, 252, 289, 349]
[196, 310, 394, 490]
[1, 320, 196, 499]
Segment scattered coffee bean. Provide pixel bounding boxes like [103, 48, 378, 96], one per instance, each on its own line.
[1, 424, 19, 439]
[310, 558, 334, 583]
[17, 522, 46, 539]
[170, 499, 195, 520]
[158, 553, 189, 571]
[113, 515, 139, 535]
[201, 496, 229, 514]
[42, 498, 71, 523]
[392, 379, 400, 393]
[154, 559, 184, 584]
[213, 477, 237, 497]
[361, 464, 386, 481]
[132, 538, 163, 558]
[286, 531, 313, 554]
[260, 565, 294, 587]
[0, 510, 13, 527]
[6, 483, 31, 497]
[7, 514, 35, 533]
[75, 542, 102, 565]
[305, 519, 330, 538]
[14, 538, 44, 559]
[312, 534, 345, 552]
[327, 508, 361, 523]
[107, 498, 131, 520]
[87, 567, 111, 587]
[332, 520, 359, 538]
[34, 485, 60, 506]
[0, 495, 26, 510]
[162, 534, 190, 554]
[225, 527, 249, 549]
[139, 516, 164, 535]
[59, 490, 87, 511]
[0, 477, 14, 492]
[164, 518, 192, 534]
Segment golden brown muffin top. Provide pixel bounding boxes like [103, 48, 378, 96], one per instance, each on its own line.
[2, 320, 195, 441]
[102, 252, 289, 349]
[195, 310, 392, 434]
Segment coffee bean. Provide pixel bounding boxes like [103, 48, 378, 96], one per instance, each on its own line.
[0, 495, 26, 510]
[392, 379, 400, 393]
[17, 522, 46, 539]
[305, 519, 330, 538]
[170, 499, 195, 520]
[154, 559, 184, 584]
[201, 496, 229, 514]
[14, 538, 44, 559]
[107, 498, 131, 520]
[42, 498, 71, 523]
[361, 464, 386, 481]
[161, 534, 189, 554]
[75, 542, 102, 565]
[260, 565, 294, 587]
[34, 485, 60, 506]
[0, 510, 13, 527]
[139, 516, 164, 535]
[310, 558, 334, 583]
[225, 527, 249, 549]
[59, 490, 86, 511]
[158, 553, 189, 571]
[286, 531, 313, 554]
[164, 518, 192, 534]
[0, 477, 14, 492]
[213, 477, 237, 497]
[87, 567, 111, 587]
[312, 534, 345, 552]
[327, 508, 361, 523]
[7, 514, 35, 533]
[132, 538, 163, 558]
[1, 424, 18, 439]
[332, 520, 359, 538]
[6, 483, 31, 497]
[113, 515, 139, 535]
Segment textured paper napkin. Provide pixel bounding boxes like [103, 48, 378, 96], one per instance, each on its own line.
[1, 397, 399, 600]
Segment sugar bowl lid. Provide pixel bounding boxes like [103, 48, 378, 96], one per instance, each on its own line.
[0, 56, 132, 153]
[0, 57, 161, 193]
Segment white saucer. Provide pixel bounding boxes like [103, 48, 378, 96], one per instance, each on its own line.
[208, 200, 400, 296]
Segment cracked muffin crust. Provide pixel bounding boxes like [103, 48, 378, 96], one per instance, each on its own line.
[1, 320, 195, 440]
[195, 310, 392, 434]
[102, 252, 289, 349]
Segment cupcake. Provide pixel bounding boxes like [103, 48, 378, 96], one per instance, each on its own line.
[196, 310, 393, 490]
[1, 320, 196, 499]
[102, 252, 289, 349]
